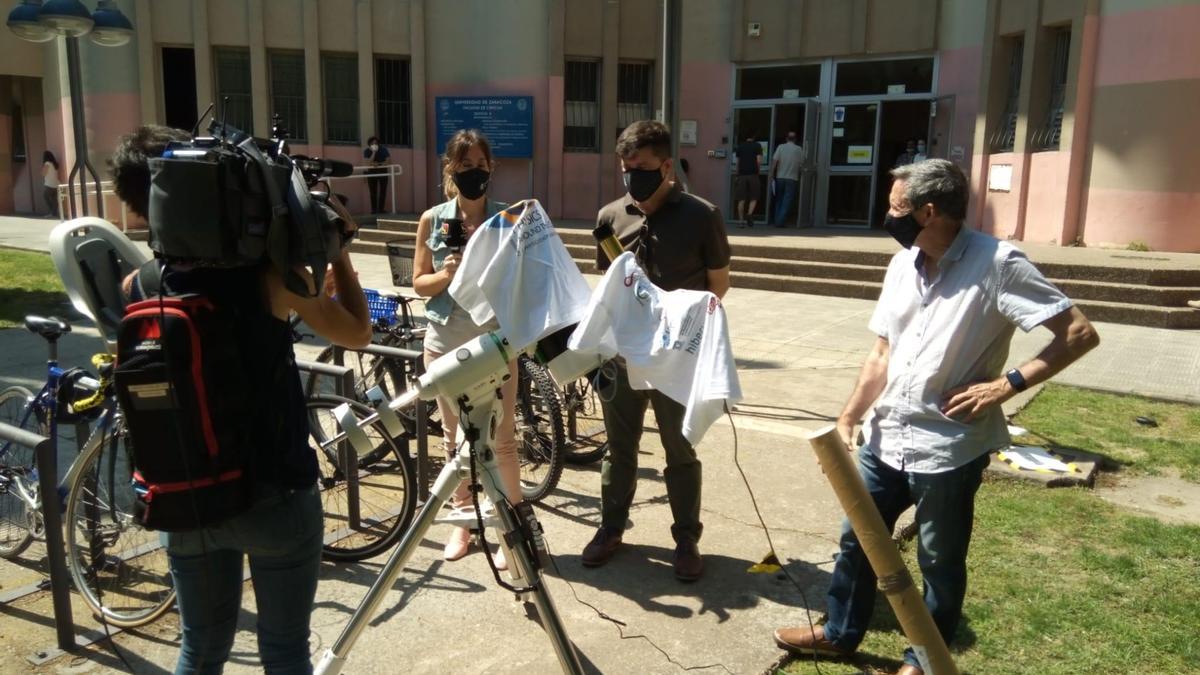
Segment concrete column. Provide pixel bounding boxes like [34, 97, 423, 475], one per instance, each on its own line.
[193, 0, 213, 120]
[600, 0, 620, 202]
[1061, 0, 1100, 246]
[547, 0, 565, 217]
[135, 0, 156, 124]
[1010, 3, 1043, 241]
[409, 0, 428, 206]
[248, 0, 269, 136]
[357, 0, 374, 146]
[0, 80, 13, 214]
[303, 0, 323, 146]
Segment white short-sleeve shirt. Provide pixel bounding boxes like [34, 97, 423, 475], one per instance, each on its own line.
[863, 226, 1073, 473]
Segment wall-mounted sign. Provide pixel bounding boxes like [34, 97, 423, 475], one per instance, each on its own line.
[436, 96, 533, 158]
[679, 120, 698, 146]
[950, 145, 966, 160]
[887, 84, 906, 95]
[988, 163, 1013, 191]
[847, 145, 873, 164]
[783, 88, 800, 99]
[833, 106, 845, 123]
[832, 127, 845, 138]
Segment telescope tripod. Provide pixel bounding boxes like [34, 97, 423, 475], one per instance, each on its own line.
[315, 388, 584, 675]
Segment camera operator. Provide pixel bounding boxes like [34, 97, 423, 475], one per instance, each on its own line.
[412, 129, 522, 568]
[110, 124, 371, 673]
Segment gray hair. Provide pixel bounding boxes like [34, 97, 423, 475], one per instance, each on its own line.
[890, 159, 969, 222]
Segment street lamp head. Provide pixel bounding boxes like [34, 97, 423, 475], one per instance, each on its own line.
[38, 0, 93, 38]
[6, 0, 54, 42]
[89, 0, 131, 46]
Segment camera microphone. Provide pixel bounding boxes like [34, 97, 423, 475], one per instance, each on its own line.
[444, 218, 467, 253]
[593, 222, 625, 262]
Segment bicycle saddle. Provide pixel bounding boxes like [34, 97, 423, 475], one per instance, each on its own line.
[24, 315, 72, 341]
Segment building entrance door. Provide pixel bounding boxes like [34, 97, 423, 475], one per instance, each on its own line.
[729, 101, 819, 227]
[824, 102, 878, 226]
[873, 99, 933, 228]
[729, 106, 770, 225]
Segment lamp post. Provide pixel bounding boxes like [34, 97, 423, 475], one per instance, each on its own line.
[7, 0, 134, 219]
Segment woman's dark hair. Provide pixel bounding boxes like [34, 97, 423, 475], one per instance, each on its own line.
[441, 129, 494, 200]
[43, 150, 58, 169]
[366, 136, 380, 146]
[616, 120, 671, 160]
[107, 125, 192, 219]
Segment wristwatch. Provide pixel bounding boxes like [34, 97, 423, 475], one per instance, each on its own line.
[1005, 368, 1028, 393]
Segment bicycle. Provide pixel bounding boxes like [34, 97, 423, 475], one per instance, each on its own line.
[306, 289, 568, 502]
[560, 372, 609, 465]
[0, 315, 175, 628]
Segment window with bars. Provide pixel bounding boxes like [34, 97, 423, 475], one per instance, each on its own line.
[269, 52, 306, 142]
[323, 54, 359, 144]
[991, 37, 1023, 152]
[616, 62, 653, 139]
[375, 57, 412, 146]
[564, 60, 600, 152]
[214, 48, 253, 134]
[1036, 28, 1071, 151]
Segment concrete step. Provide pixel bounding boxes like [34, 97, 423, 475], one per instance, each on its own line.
[1049, 278, 1200, 307]
[1071, 298, 1200, 329]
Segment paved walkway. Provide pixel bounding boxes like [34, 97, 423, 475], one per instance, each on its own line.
[0, 213, 1196, 672]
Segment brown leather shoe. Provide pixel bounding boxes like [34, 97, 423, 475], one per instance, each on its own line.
[893, 665, 924, 675]
[581, 527, 623, 567]
[772, 624, 850, 658]
[673, 541, 704, 581]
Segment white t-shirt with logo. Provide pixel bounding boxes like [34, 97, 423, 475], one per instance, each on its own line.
[449, 199, 592, 349]
[568, 251, 742, 445]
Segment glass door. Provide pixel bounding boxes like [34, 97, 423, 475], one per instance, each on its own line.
[730, 106, 771, 225]
[767, 103, 805, 226]
[825, 102, 879, 226]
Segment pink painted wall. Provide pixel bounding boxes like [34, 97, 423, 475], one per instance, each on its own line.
[0, 109, 12, 215]
[678, 61, 734, 214]
[547, 75, 565, 219]
[14, 101, 49, 216]
[935, 44, 981, 174]
[1023, 150, 1071, 244]
[979, 152, 1021, 239]
[1083, 188, 1200, 252]
[1094, 3, 1200, 87]
[561, 153, 603, 221]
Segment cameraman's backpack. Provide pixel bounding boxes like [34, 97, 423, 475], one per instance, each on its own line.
[114, 263, 259, 531]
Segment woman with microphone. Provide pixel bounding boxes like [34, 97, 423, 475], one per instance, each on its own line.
[412, 129, 521, 568]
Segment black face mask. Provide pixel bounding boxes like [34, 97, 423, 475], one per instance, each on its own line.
[883, 211, 923, 249]
[453, 168, 491, 200]
[623, 168, 664, 202]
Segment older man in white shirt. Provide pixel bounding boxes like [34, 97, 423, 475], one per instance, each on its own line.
[773, 159, 1100, 675]
[768, 132, 803, 226]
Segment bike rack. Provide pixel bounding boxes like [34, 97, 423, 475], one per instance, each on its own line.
[0, 421, 75, 653]
[353, 343, 432, 502]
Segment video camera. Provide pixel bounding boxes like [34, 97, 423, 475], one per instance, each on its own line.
[146, 111, 356, 296]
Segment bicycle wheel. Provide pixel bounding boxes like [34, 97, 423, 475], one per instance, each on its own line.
[515, 357, 565, 502]
[376, 332, 444, 441]
[306, 345, 389, 401]
[563, 378, 609, 466]
[308, 395, 417, 562]
[0, 386, 39, 558]
[65, 416, 176, 628]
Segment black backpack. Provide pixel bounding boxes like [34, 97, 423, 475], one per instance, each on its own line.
[113, 263, 261, 531]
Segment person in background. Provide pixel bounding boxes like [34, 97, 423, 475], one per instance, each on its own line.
[914, 139, 928, 163]
[894, 138, 918, 167]
[364, 136, 391, 215]
[773, 159, 1099, 675]
[411, 128, 521, 569]
[581, 120, 731, 582]
[733, 134, 762, 228]
[42, 150, 60, 218]
[767, 132, 803, 228]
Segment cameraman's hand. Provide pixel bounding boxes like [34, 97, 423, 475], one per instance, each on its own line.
[326, 193, 358, 235]
[323, 263, 358, 297]
[442, 253, 461, 278]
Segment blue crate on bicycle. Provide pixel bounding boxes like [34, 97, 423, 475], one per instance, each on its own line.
[364, 289, 400, 326]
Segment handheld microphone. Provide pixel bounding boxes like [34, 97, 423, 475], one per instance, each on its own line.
[593, 222, 625, 262]
[444, 218, 467, 253]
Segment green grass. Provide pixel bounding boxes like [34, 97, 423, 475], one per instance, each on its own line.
[0, 248, 69, 329]
[1012, 384, 1200, 482]
[778, 479, 1200, 675]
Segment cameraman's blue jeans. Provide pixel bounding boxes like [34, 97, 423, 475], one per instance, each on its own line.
[823, 448, 989, 669]
[165, 483, 323, 675]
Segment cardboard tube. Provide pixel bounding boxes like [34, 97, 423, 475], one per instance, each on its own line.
[807, 425, 960, 675]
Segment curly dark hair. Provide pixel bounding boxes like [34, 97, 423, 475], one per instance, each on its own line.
[616, 120, 671, 160]
[107, 125, 191, 218]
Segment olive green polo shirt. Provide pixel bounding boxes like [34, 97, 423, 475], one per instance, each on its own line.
[594, 186, 731, 293]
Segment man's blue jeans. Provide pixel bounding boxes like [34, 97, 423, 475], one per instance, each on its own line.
[773, 178, 798, 225]
[165, 483, 323, 674]
[823, 448, 989, 669]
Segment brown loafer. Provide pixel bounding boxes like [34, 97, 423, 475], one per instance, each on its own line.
[772, 624, 850, 658]
[673, 541, 704, 582]
[581, 527, 623, 567]
[893, 665, 924, 675]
